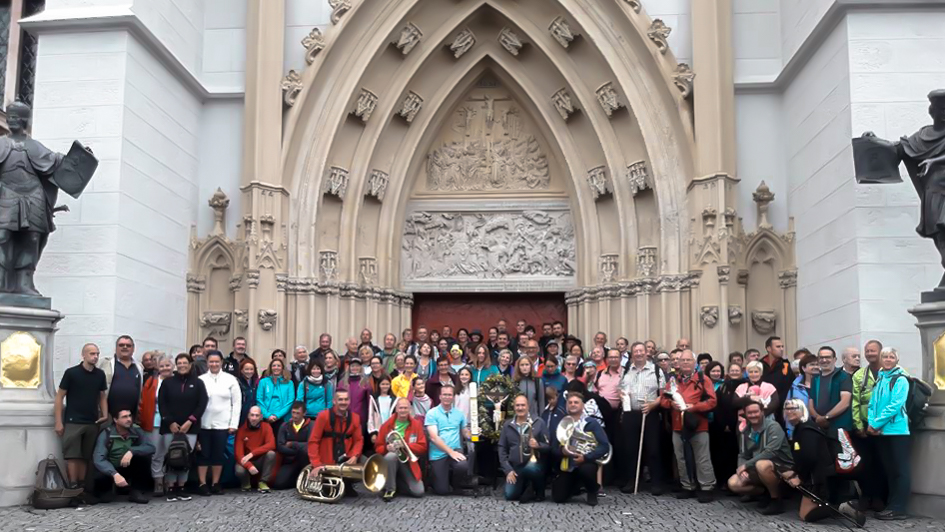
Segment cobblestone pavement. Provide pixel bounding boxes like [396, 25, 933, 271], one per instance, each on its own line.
[3, 488, 943, 532]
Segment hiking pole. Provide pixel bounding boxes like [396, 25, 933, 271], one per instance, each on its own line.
[792, 483, 865, 530]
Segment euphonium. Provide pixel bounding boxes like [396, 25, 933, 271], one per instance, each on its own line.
[386, 430, 419, 463]
[555, 417, 613, 471]
[296, 454, 387, 503]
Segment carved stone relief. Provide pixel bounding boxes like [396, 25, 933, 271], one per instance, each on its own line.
[717, 265, 731, 284]
[368, 170, 389, 201]
[498, 27, 523, 56]
[647, 19, 671, 54]
[246, 270, 260, 289]
[673, 63, 695, 98]
[728, 306, 743, 326]
[393, 22, 422, 55]
[701, 306, 719, 328]
[779, 270, 797, 289]
[600, 254, 619, 283]
[200, 311, 232, 336]
[751, 309, 777, 335]
[282, 70, 302, 106]
[596, 82, 624, 117]
[319, 250, 338, 282]
[234, 309, 249, 330]
[402, 210, 576, 282]
[399, 91, 424, 123]
[257, 309, 277, 331]
[549, 16, 578, 49]
[450, 28, 476, 59]
[359, 257, 378, 285]
[637, 246, 657, 277]
[302, 27, 325, 64]
[587, 166, 611, 200]
[627, 161, 649, 196]
[328, 0, 350, 25]
[229, 274, 241, 292]
[551, 88, 575, 121]
[324, 166, 349, 198]
[187, 274, 205, 293]
[353, 88, 378, 122]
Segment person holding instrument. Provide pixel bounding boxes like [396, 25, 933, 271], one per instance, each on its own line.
[551, 391, 609, 506]
[498, 394, 549, 502]
[375, 397, 427, 501]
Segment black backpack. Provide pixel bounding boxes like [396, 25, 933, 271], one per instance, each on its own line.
[164, 433, 192, 471]
[890, 374, 933, 429]
[30, 455, 83, 509]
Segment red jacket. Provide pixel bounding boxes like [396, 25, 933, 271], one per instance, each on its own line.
[137, 375, 160, 432]
[236, 421, 276, 462]
[660, 372, 717, 432]
[375, 415, 428, 481]
[308, 409, 364, 468]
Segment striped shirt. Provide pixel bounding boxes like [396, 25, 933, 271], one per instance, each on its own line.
[620, 362, 662, 411]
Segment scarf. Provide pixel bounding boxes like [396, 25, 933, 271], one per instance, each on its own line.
[307, 375, 324, 385]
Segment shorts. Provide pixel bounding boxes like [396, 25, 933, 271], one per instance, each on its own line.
[197, 429, 230, 466]
[62, 423, 100, 460]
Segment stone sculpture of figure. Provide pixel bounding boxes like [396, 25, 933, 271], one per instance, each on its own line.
[0, 101, 97, 297]
[856, 90, 945, 288]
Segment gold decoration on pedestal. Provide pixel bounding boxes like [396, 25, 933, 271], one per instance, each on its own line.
[933, 331, 945, 390]
[0, 331, 42, 388]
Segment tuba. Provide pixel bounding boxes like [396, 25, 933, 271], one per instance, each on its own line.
[386, 430, 419, 463]
[556, 416, 613, 471]
[296, 454, 387, 503]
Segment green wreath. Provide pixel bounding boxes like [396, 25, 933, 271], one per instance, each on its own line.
[475, 374, 517, 443]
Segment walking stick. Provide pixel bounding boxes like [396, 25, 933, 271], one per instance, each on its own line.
[633, 411, 647, 494]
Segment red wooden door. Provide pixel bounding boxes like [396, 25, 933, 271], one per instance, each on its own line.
[411, 292, 567, 335]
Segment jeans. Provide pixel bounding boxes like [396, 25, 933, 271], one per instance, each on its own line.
[504, 462, 546, 500]
[430, 454, 471, 495]
[382, 452, 424, 497]
[672, 431, 716, 491]
[234, 451, 276, 485]
[876, 435, 911, 513]
[551, 462, 598, 502]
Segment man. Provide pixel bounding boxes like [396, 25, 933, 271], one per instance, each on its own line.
[424, 385, 472, 495]
[538, 322, 554, 350]
[426, 358, 459, 407]
[615, 337, 630, 369]
[552, 392, 609, 506]
[676, 338, 690, 351]
[851, 339, 887, 512]
[140, 351, 157, 381]
[727, 401, 795, 515]
[359, 328, 381, 354]
[593, 331, 610, 355]
[841, 347, 861, 376]
[487, 327, 499, 351]
[659, 349, 717, 502]
[498, 395, 549, 502]
[729, 351, 745, 368]
[343, 337, 360, 363]
[468, 328, 483, 346]
[745, 348, 761, 362]
[669, 349, 681, 376]
[223, 336, 250, 375]
[441, 325, 455, 346]
[492, 332, 512, 362]
[235, 406, 276, 492]
[289, 345, 309, 384]
[809, 346, 853, 434]
[312, 333, 333, 362]
[308, 389, 364, 498]
[496, 319, 509, 336]
[551, 321, 566, 345]
[272, 402, 312, 490]
[375, 397, 427, 500]
[381, 333, 399, 374]
[91, 409, 154, 504]
[415, 326, 429, 346]
[760, 336, 794, 422]
[619, 342, 665, 495]
[645, 340, 657, 360]
[595, 350, 623, 412]
[55, 343, 108, 491]
[524, 325, 536, 340]
[98, 335, 143, 418]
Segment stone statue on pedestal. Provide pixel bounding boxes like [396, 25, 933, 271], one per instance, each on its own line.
[0, 101, 97, 302]
[854, 89, 945, 293]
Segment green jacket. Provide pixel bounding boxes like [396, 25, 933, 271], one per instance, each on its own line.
[852, 365, 909, 431]
[738, 417, 794, 470]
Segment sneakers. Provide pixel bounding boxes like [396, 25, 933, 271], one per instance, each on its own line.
[759, 498, 784, 515]
[839, 502, 868, 526]
[128, 490, 150, 504]
[382, 490, 395, 502]
[177, 488, 193, 501]
[675, 490, 695, 500]
[586, 491, 599, 507]
[696, 489, 714, 504]
[198, 484, 211, 496]
[257, 481, 270, 493]
[875, 510, 908, 521]
[240, 479, 252, 492]
[166, 487, 179, 502]
[211, 483, 223, 495]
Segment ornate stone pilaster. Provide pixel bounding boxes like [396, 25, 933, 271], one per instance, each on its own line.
[498, 27, 523, 56]
[647, 19, 671, 54]
[393, 22, 423, 55]
[449, 28, 476, 58]
[551, 88, 575, 121]
[549, 16, 578, 49]
[596, 82, 624, 117]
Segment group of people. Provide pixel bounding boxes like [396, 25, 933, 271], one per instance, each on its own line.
[53, 322, 916, 522]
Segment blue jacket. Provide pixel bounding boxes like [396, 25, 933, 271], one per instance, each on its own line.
[256, 376, 295, 422]
[470, 365, 498, 384]
[784, 375, 811, 438]
[868, 367, 910, 436]
[541, 371, 568, 395]
[297, 377, 332, 419]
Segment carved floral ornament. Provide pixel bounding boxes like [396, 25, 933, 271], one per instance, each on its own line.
[257, 309, 277, 331]
[623, 0, 642, 13]
[281, 70, 302, 107]
[596, 82, 624, 117]
[647, 19, 671, 54]
[673, 63, 695, 99]
[779, 269, 797, 289]
[728, 306, 743, 326]
[449, 28, 476, 59]
[320, 250, 338, 282]
[498, 27, 524, 56]
[359, 257, 378, 285]
[324, 166, 349, 198]
[393, 22, 423, 55]
[549, 16, 578, 49]
[626, 161, 649, 196]
[302, 27, 325, 65]
[353, 88, 378, 122]
[186, 274, 205, 293]
[637, 246, 657, 277]
[367, 170, 389, 201]
[551, 88, 575, 121]
[328, 0, 350, 25]
[234, 309, 249, 330]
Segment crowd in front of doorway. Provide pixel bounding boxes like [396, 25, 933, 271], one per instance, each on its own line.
[54, 318, 917, 523]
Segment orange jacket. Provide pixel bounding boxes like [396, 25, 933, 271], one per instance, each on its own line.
[236, 421, 276, 463]
[137, 375, 160, 432]
[376, 415, 428, 481]
[659, 372, 717, 432]
[307, 409, 364, 468]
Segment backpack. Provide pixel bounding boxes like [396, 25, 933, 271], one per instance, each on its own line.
[164, 433, 192, 471]
[30, 455, 83, 509]
[890, 374, 933, 429]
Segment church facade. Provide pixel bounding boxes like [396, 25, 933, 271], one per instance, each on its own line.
[22, 0, 944, 380]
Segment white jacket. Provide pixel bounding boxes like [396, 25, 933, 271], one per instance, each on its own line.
[199, 370, 242, 430]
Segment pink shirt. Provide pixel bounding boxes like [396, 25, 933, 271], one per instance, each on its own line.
[596, 368, 623, 408]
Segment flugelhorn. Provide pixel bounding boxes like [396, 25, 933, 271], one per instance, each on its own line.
[296, 454, 387, 503]
[386, 430, 418, 463]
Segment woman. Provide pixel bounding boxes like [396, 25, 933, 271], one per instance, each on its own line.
[784, 354, 819, 437]
[436, 337, 450, 361]
[410, 377, 432, 422]
[568, 343, 585, 364]
[260, 349, 286, 377]
[429, 330, 441, 348]
[416, 342, 436, 381]
[562, 355, 581, 383]
[197, 351, 241, 495]
[454, 367, 473, 421]
[495, 349, 513, 377]
[867, 347, 912, 521]
[367, 375, 396, 444]
[582, 361, 600, 392]
[158, 353, 208, 502]
[338, 358, 371, 428]
[391, 355, 418, 398]
[323, 351, 342, 385]
[704, 361, 727, 488]
[470, 344, 498, 384]
[297, 359, 332, 419]
[540, 355, 567, 396]
[456, 328, 470, 351]
[513, 356, 545, 419]
[367, 355, 388, 395]
[138, 353, 174, 496]
[256, 358, 295, 436]
[734, 360, 779, 430]
[236, 359, 259, 427]
[390, 353, 406, 379]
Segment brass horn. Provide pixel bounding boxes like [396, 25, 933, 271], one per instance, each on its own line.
[296, 454, 388, 503]
[386, 430, 419, 463]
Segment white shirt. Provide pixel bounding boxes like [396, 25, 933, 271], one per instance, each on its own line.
[199, 370, 242, 430]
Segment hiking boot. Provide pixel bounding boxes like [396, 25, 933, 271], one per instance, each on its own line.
[696, 489, 714, 504]
[210, 483, 223, 495]
[198, 484, 211, 496]
[128, 490, 149, 504]
[382, 490, 395, 502]
[586, 491, 599, 507]
[240, 478, 252, 492]
[675, 489, 695, 500]
[760, 498, 784, 515]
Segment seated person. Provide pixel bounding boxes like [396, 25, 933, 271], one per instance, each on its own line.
[727, 401, 795, 515]
[307, 388, 364, 498]
[91, 409, 155, 504]
[499, 394, 550, 503]
[272, 401, 312, 490]
[235, 405, 277, 492]
[424, 385, 472, 495]
[375, 397, 428, 500]
[551, 391, 609, 506]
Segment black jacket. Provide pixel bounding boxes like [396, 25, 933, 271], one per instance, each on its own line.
[158, 371, 208, 434]
[762, 356, 794, 421]
[277, 418, 312, 464]
[711, 377, 745, 432]
[791, 420, 834, 495]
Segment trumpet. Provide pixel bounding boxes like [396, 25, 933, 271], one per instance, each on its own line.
[296, 454, 387, 503]
[556, 416, 612, 471]
[386, 430, 418, 463]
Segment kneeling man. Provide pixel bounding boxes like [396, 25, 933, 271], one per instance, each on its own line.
[91, 409, 155, 504]
[376, 397, 427, 500]
[728, 401, 795, 515]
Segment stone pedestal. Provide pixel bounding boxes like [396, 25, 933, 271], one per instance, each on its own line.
[908, 301, 945, 518]
[0, 306, 63, 507]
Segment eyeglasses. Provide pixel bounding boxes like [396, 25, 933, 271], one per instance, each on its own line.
[657, 357, 669, 362]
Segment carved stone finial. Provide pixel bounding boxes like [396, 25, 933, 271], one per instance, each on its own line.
[498, 27, 523, 56]
[368, 170, 389, 201]
[753, 181, 775, 229]
[319, 250, 338, 282]
[302, 27, 325, 65]
[353, 88, 378, 122]
[627, 161, 649, 196]
[587, 166, 611, 200]
[394, 22, 423, 55]
[701, 306, 719, 328]
[551, 88, 575, 121]
[398, 91, 424, 123]
[549, 16, 578, 49]
[328, 0, 351, 25]
[257, 309, 277, 331]
[359, 257, 378, 285]
[624, 0, 642, 13]
[637, 246, 657, 277]
[647, 19, 672, 54]
[449, 28, 476, 59]
[281, 70, 302, 106]
[600, 254, 619, 283]
[208, 188, 229, 237]
[673, 63, 695, 98]
[596, 82, 624, 117]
